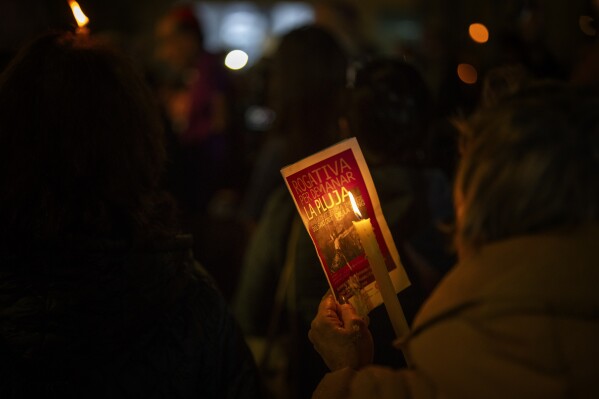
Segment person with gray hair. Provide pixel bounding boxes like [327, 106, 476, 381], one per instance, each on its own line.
[308, 82, 599, 399]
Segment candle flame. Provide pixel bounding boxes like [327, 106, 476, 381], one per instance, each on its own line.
[68, 0, 89, 28]
[348, 191, 363, 219]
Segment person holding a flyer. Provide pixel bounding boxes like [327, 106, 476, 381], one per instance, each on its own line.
[309, 83, 599, 399]
[235, 55, 455, 397]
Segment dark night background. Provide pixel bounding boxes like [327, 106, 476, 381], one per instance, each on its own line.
[1, 0, 596, 81]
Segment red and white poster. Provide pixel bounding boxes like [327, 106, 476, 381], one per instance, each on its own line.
[281, 138, 410, 315]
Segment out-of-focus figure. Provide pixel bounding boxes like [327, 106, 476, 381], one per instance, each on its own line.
[154, 4, 233, 218]
[234, 24, 348, 399]
[239, 25, 348, 228]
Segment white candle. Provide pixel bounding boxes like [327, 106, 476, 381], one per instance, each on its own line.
[349, 192, 410, 340]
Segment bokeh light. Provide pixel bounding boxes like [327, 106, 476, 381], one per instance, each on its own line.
[225, 50, 249, 70]
[457, 63, 478, 84]
[469, 23, 489, 43]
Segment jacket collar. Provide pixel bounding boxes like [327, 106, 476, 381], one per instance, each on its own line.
[410, 225, 599, 336]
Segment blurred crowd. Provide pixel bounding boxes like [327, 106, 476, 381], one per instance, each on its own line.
[1, 1, 598, 398]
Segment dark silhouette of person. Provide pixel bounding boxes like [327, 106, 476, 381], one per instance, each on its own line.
[239, 25, 348, 228]
[154, 5, 233, 218]
[0, 31, 263, 398]
[233, 24, 348, 399]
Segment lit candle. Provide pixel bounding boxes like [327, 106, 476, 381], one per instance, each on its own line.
[68, 0, 90, 35]
[349, 191, 410, 340]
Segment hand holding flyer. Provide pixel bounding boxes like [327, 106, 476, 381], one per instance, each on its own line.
[281, 138, 410, 338]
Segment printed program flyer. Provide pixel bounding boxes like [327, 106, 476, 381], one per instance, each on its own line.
[281, 138, 410, 315]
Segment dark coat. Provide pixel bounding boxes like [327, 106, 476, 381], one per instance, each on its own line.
[0, 235, 262, 399]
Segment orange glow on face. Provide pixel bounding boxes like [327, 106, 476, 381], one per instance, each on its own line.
[68, 0, 89, 28]
[469, 23, 489, 43]
[457, 63, 478, 84]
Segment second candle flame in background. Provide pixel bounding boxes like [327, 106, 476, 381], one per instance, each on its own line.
[68, 0, 89, 31]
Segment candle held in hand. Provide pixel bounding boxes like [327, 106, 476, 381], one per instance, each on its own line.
[349, 191, 410, 340]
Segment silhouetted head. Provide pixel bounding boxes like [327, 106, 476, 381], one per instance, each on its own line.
[343, 57, 433, 166]
[0, 31, 175, 242]
[269, 25, 348, 163]
[480, 63, 530, 109]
